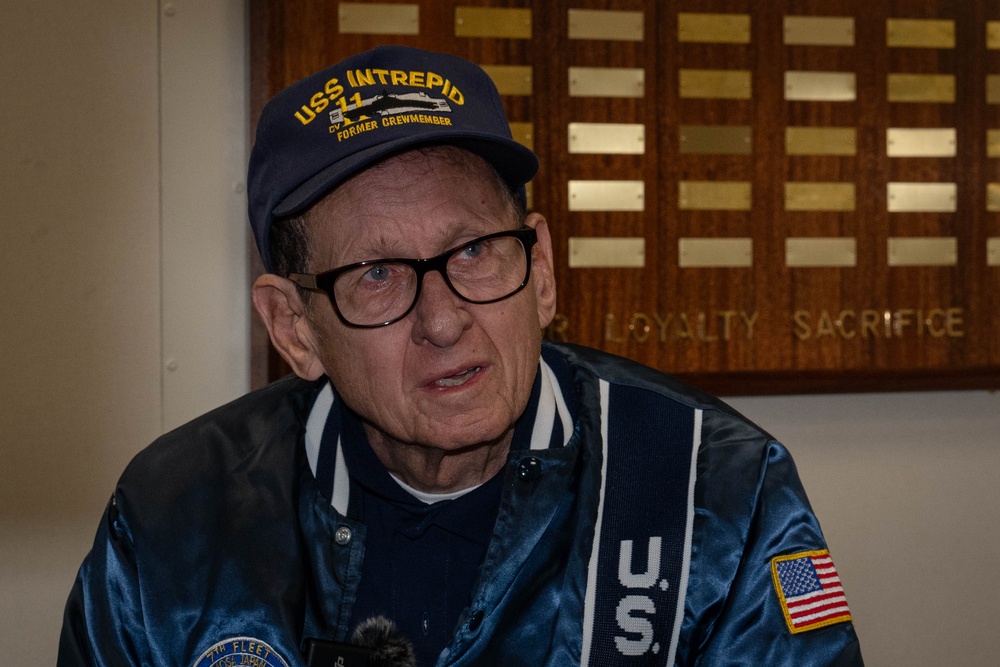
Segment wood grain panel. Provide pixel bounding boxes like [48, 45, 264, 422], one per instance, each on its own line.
[251, 0, 1000, 394]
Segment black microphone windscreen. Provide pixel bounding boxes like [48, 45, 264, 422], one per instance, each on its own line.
[351, 616, 417, 667]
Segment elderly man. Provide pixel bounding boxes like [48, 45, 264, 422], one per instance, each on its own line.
[60, 47, 863, 666]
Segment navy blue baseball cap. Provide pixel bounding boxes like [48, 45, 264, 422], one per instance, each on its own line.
[248, 45, 539, 272]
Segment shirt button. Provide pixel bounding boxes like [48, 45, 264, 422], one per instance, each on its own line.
[334, 525, 352, 545]
[468, 609, 484, 632]
[516, 457, 541, 482]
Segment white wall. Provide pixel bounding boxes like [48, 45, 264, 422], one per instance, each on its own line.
[0, 0, 248, 663]
[2, 2, 999, 665]
[727, 390, 1000, 665]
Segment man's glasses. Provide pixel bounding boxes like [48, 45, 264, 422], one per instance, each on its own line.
[288, 228, 538, 328]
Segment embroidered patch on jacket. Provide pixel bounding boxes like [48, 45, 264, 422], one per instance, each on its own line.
[193, 637, 290, 667]
[771, 549, 852, 634]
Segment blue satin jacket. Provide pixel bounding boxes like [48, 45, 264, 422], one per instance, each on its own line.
[59, 342, 863, 666]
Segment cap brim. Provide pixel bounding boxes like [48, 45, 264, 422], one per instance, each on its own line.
[271, 132, 538, 219]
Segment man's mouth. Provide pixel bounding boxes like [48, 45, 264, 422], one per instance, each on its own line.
[433, 366, 482, 387]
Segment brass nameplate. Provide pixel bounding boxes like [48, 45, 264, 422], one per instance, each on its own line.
[989, 21, 1000, 49]
[989, 75, 1000, 104]
[568, 123, 645, 154]
[569, 67, 645, 98]
[677, 13, 750, 44]
[888, 237, 957, 266]
[887, 128, 956, 157]
[785, 183, 856, 211]
[339, 3, 419, 35]
[481, 65, 532, 96]
[678, 181, 752, 210]
[679, 125, 752, 155]
[988, 238, 1000, 266]
[887, 74, 955, 103]
[568, 9, 643, 41]
[988, 183, 1000, 212]
[678, 238, 752, 268]
[989, 130, 1000, 158]
[455, 7, 531, 39]
[784, 16, 854, 46]
[785, 71, 856, 101]
[509, 122, 533, 150]
[886, 19, 955, 49]
[568, 180, 645, 211]
[568, 237, 645, 268]
[887, 182, 957, 212]
[786, 238, 857, 267]
[786, 127, 856, 155]
[679, 69, 751, 100]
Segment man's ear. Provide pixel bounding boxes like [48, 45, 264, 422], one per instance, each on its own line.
[251, 274, 326, 380]
[525, 212, 557, 329]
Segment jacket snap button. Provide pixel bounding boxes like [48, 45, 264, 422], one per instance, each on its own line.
[516, 457, 541, 482]
[468, 609, 484, 632]
[334, 525, 352, 546]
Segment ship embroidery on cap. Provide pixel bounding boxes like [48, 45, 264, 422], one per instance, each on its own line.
[771, 549, 852, 634]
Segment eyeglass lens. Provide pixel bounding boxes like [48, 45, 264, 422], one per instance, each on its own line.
[332, 234, 529, 326]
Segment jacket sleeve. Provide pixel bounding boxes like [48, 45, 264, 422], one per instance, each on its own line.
[58, 493, 152, 667]
[680, 428, 864, 666]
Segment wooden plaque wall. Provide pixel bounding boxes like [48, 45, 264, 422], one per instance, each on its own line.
[250, 0, 1000, 394]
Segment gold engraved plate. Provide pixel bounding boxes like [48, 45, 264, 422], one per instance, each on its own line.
[569, 67, 645, 98]
[886, 19, 955, 48]
[568, 180, 645, 211]
[679, 69, 751, 100]
[783, 16, 854, 46]
[786, 127, 856, 155]
[888, 237, 957, 266]
[887, 128, 957, 157]
[568, 123, 645, 154]
[568, 237, 645, 268]
[988, 184, 1000, 212]
[785, 71, 856, 101]
[989, 130, 1000, 158]
[679, 125, 752, 155]
[785, 183, 856, 211]
[988, 238, 1000, 266]
[887, 183, 957, 212]
[678, 238, 752, 268]
[989, 76, 1000, 104]
[786, 238, 857, 267]
[455, 7, 531, 39]
[481, 65, 532, 96]
[678, 181, 751, 210]
[677, 13, 750, 44]
[887, 74, 955, 103]
[338, 3, 419, 35]
[989, 22, 1000, 49]
[509, 122, 533, 150]
[568, 9, 643, 41]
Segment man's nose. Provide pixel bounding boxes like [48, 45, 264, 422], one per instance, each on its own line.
[410, 270, 473, 347]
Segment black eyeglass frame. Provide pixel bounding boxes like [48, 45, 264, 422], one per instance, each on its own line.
[288, 227, 538, 328]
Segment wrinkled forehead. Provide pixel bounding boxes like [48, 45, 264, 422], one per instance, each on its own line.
[304, 146, 519, 262]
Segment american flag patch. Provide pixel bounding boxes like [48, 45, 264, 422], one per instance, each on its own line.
[771, 549, 852, 634]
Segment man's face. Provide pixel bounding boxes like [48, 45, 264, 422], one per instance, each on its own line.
[300, 148, 556, 452]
